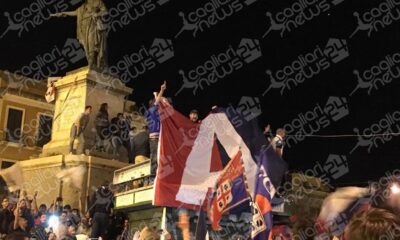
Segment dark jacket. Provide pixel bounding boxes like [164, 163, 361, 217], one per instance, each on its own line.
[89, 187, 114, 217]
[0, 208, 13, 234]
[30, 224, 48, 240]
[95, 111, 109, 127]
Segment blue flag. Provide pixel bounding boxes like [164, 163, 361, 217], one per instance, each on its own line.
[252, 146, 287, 240]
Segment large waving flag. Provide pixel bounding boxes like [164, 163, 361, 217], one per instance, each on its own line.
[208, 150, 250, 230]
[0, 162, 23, 192]
[251, 146, 283, 240]
[154, 99, 287, 211]
[56, 165, 87, 190]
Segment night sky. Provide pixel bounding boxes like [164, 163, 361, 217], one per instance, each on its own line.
[1, 0, 399, 186]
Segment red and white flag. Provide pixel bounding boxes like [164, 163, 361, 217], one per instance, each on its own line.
[153, 99, 258, 210]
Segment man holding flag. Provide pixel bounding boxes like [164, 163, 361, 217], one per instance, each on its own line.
[154, 96, 287, 239]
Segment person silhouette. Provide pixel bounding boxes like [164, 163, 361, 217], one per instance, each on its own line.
[262, 12, 286, 38]
[175, 12, 199, 38]
[349, 12, 373, 38]
[262, 70, 286, 96]
[175, 70, 199, 96]
[0, 12, 24, 38]
[349, 70, 374, 96]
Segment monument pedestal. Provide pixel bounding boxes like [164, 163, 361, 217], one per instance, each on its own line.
[20, 154, 128, 211]
[42, 67, 133, 158]
[18, 67, 134, 210]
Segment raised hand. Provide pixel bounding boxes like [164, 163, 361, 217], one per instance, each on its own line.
[160, 81, 167, 91]
[50, 13, 66, 17]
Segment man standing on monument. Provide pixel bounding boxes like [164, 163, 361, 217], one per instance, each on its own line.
[69, 106, 92, 155]
[145, 81, 166, 175]
[50, 0, 108, 71]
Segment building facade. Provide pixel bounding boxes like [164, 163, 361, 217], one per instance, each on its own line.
[0, 70, 53, 170]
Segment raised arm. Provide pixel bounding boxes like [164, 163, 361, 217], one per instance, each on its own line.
[13, 202, 20, 230]
[31, 191, 38, 216]
[48, 200, 55, 214]
[50, 10, 78, 17]
[154, 81, 167, 105]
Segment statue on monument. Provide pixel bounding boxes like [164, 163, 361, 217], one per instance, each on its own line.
[51, 0, 108, 71]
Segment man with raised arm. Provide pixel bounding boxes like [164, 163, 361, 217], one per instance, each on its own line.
[144, 81, 166, 175]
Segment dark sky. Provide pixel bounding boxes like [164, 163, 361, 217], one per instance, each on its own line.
[1, 0, 399, 186]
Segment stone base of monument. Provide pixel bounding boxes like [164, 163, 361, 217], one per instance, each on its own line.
[19, 154, 128, 211]
[41, 67, 133, 158]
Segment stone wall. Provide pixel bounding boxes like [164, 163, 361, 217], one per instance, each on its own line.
[20, 155, 128, 211]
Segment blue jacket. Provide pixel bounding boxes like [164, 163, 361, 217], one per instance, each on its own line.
[145, 105, 160, 135]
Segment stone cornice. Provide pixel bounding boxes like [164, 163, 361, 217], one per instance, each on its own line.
[20, 155, 129, 171]
[55, 69, 133, 96]
[1, 93, 54, 111]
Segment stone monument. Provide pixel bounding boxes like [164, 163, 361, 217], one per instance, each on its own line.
[41, 67, 132, 157]
[17, 0, 135, 210]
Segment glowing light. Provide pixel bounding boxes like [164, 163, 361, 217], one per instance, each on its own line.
[390, 183, 400, 194]
[48, 215, 59, 230]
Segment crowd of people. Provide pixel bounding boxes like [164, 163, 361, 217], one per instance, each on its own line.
[0, 182, 171, 240]
[3, 80, 400, 240]
[68, 81, 203, 174]
[0, 182, 118, 240]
